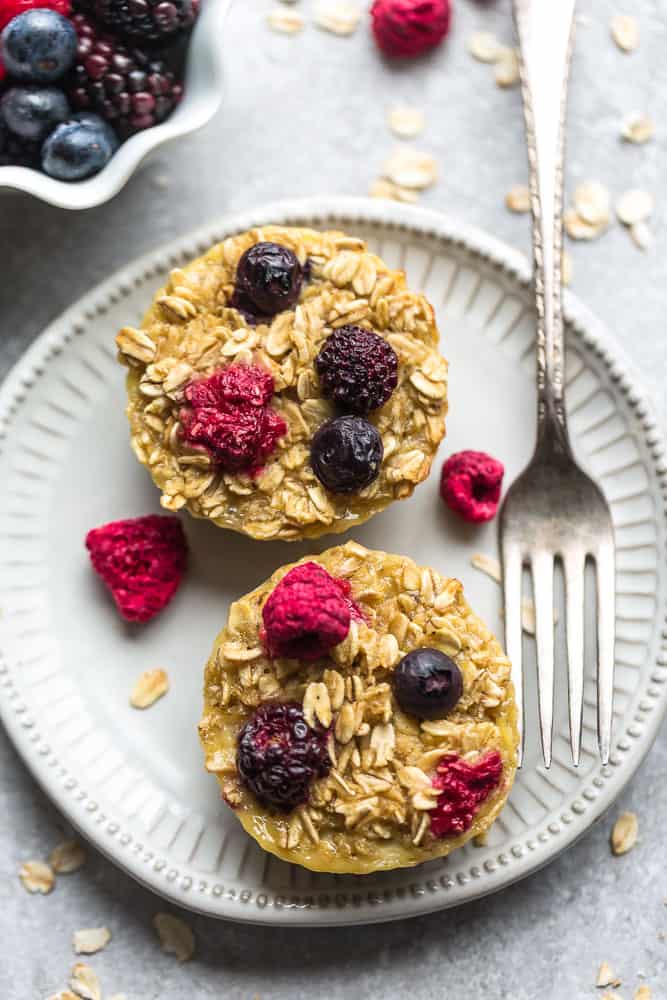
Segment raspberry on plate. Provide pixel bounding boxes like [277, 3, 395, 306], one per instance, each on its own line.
[85, 514, 187, 623]
[116, 225, 449, 542]
[199, 543, 519, 873]
[440, 450, 505, 523]
[370, 0, 452, 59]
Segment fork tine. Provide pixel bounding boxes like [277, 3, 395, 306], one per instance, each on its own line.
[595, 540, 616, 764]
[532, 551, 555, 768]
[563, 551, 585, 766]
[501, 541, 524, 767]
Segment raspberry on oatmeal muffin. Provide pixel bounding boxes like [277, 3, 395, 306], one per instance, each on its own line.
[198, 542, 519, 874]
[115, 225, 448, 541]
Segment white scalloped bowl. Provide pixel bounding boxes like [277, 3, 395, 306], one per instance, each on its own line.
[0, 0, 230, 209]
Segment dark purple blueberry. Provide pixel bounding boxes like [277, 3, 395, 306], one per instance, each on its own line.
[1, 9, 77, 83]
[0, 118, 41, 166]
[393, 648, 463, 720]
[237, 702, 331, 812]
[315, 325, 399, 414]
[310, 415, 383, 494]
[41, 112, 117, 179]
[233, 242, 303, 318]
[0, 84, 69, 141]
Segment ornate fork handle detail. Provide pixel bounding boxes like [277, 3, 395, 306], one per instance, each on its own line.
[513, 0, 577, 453]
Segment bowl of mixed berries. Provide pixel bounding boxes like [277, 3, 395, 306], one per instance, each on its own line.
[0, 0, 228, 206]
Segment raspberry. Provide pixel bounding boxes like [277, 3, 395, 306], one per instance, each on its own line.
[262, 562, 351, 661]
[315, 325, 398, 414]
[439, 450, 504, 523]
[237, 702, 331, 812]
[370, 0, 451, 59]
[85, 514, 187, 623]
[0, 0, 70, 32]
[430, 751, 503, 838]
[180, 364, 287, 475]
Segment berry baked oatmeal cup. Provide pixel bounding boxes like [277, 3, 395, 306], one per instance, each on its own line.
[199, 542, 519, 874]
[116, 226, 448, 541]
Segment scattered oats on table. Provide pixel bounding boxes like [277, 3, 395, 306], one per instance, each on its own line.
[314, 0, 362, 36]
[629, 221, 653, 252]
[130, 668, 170, 709]
[369, 177, 419, 203]
[597, 962, 621, 988]
[494, 48, 520, 88]
[467, 30, 501, 63]
[621, 113, 654, 144]
[561, 250, 572, 286]
[611, 810, 638, 855]
[574, 181, 610, 229]
[564, 206, 608, 242]
[267, 8, 304, 33]
[634, 986, 652, 1000]
[153, 912, 196, 962]
[611, 13, 639, 52]
[73, 927, 112, 956]
[19, 859, 55, 894]
[505, 184, 530, 214]
[616, 189, 653, 227]
[387, 105, 425, 140]
[383, 147, 438, 189]
[49, 839, 86, 874]
[69, 963, 102, 1000]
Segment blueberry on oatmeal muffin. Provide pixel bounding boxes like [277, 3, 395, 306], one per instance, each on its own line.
[115, 226, 449, 541]
[198, 542, 519, 874]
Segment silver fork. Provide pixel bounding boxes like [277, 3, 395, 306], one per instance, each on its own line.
[500, 0, 616, 769]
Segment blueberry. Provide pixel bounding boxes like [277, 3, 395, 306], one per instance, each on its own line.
[393, 648, 463, 720]
[41, 115, 118, 180]
[72, 111, 120, 149]
[310, 415, 383, 493]
[1, 10, 77, 83]
[233, 241, 303, 318]
[0, 85, 69, 141]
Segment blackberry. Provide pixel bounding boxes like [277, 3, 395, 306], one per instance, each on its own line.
[77, 0, 195, 42]
[237, 702, 331, 812]
[233, 242, 303, 320]
[393, 648, 463, 720]
[66, 13, 182, 138]
[316, 325, 398, 415]
[310, 415, 383, 494]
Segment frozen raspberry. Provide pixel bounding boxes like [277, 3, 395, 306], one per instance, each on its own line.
[439, 450, 504, 523]
[370, 0, 451, 59]
[0, 0, 70, 32]
[315, 325, 398, 415]
[262, 562, 351, 661]
[430, 751, 503, 838]
[85, 514, 187, 623]
[237, 702, 331, 812]
[180, 364, 287, 475]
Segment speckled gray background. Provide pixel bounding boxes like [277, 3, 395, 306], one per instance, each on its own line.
[1, 1, 666, 998]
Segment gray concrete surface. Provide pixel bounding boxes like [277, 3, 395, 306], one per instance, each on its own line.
[1, 1, 666, 997]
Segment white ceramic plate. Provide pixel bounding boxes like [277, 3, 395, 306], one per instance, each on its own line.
[1, 197, 665, 926]
[0, 0, 231, 209]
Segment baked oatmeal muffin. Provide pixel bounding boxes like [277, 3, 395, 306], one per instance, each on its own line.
[115, 226, 448, 541]
[199, 542, 519, 874]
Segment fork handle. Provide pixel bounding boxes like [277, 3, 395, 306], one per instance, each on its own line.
[513, 0, 577, 453]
